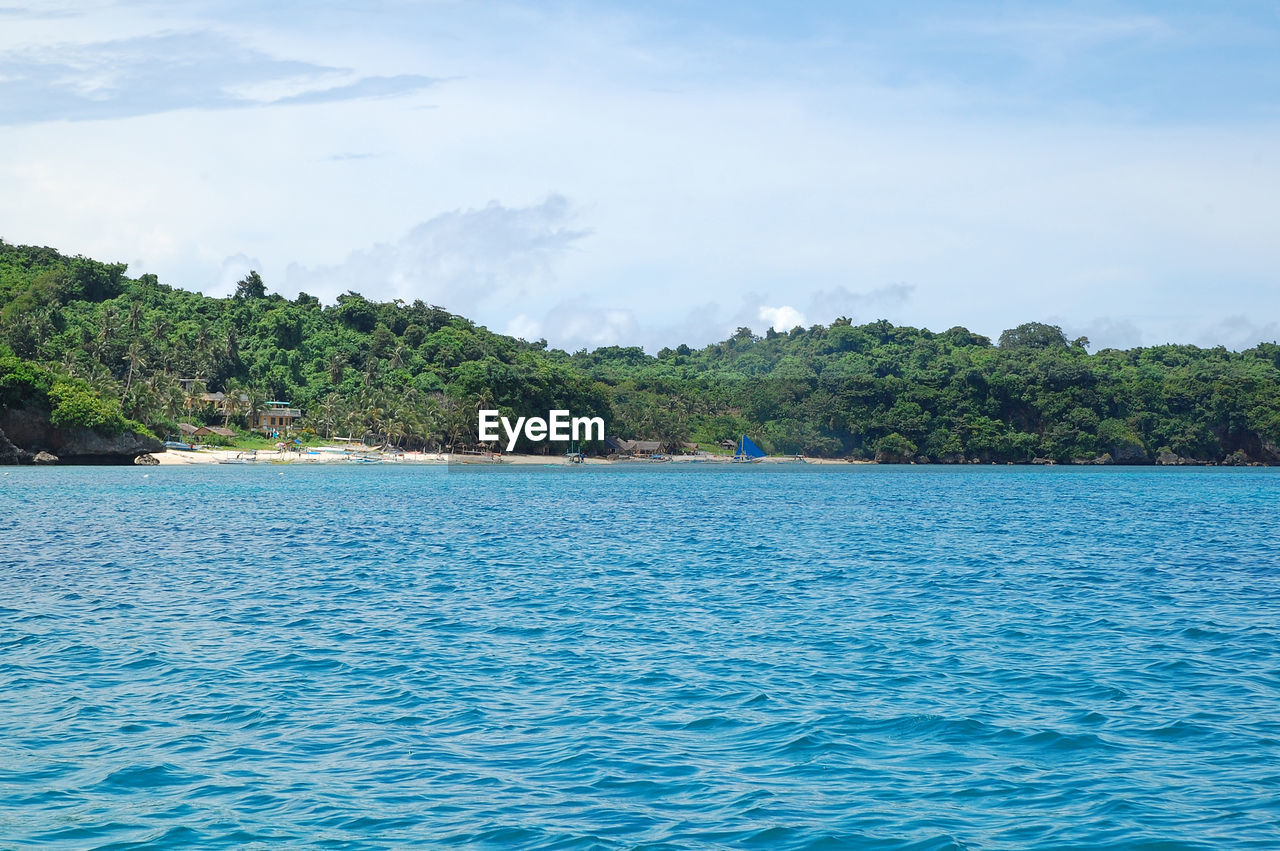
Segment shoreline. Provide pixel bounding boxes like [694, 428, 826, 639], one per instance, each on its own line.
[143, 447, 1276, 468]
[148, 446, 865, 466]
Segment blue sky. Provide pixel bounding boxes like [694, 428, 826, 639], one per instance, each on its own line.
[1, 0, 1277, 350]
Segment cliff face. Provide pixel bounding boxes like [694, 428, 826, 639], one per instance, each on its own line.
[0, 407, 162, 464]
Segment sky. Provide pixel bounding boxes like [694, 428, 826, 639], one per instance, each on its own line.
[1, 0, 1278, 352]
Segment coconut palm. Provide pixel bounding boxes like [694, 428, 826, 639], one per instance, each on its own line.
[221, 379, 244, 427]
[243, 386, 267, 434]
[327, 352, 346, 386]
[122, 341, 146, 395]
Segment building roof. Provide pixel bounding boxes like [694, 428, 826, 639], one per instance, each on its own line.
[178, 422, 198, 434]
[195, 426, 235, 437]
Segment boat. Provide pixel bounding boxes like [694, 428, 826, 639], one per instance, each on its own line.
[450, 449, 507, 465]
[163, 440, 197, 451]
[611, 453, 672, 463]
[218, 450, 258, 465]
[732, 435, 766, 463]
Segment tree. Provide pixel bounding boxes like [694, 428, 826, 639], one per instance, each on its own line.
[235, 271, 267, 300]
[122, 341, 146, 395]
[999, 322, 1069, 350]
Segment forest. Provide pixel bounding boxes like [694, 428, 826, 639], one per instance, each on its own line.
[3, 239, 1279, 464]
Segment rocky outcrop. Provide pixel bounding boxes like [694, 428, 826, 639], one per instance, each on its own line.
[32, 450, 59, 464]
[133, 453, 160, 465]
[1221, 450, 1256, 467]
[1109, 442, 1150, 464]
[1155, 449, 1210, 466]
[0, 407, 161, 465]
[1072, 453, 1113, 465]
[0, 427, 33, 464]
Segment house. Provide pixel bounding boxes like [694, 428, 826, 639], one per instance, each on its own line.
[178, 423, 199, 437]
[194, 426, 236, 438]
[605, 437, 664, 458]
[604, 436, 635, 455]
[250, 401, 303, 434]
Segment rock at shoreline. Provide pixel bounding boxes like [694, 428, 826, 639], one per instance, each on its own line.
[32, 451, 58, 464]
[1110, 442, 1149, 464]
[0, 407, 161, 465]
[1031, 457, 1056, 465]
[1222, 450, 1252, 467]
[134, 453, 160, 466]
[1072, 453, 1113, 465]
[0, 427, 33, 465]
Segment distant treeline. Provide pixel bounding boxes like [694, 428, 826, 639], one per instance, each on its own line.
[2, 239, 1279, 463]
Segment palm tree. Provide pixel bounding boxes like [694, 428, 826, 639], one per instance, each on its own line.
[184, 377, 207, 418]
[243, 386, 267, 434]
[314, 394, 339, 438]
[222, 379, 244, 427]
[389, 343, 409, 370]
[327, 352, 346, 386]
[155, 374, 185, 423]
[122, 341, 146, 395]
[193, 321, 213, 374]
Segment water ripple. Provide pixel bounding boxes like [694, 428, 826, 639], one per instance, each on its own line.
[2, 465, 1279, 848]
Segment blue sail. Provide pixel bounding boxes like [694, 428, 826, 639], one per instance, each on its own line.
[739, 435, 766, 459]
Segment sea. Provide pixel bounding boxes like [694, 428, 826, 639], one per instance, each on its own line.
[2, 464, 1278, 849]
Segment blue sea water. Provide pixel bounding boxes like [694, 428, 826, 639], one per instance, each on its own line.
[2, 464, 1279, 849]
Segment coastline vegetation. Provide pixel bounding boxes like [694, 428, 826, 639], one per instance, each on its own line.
[2, 239, 1279, 463]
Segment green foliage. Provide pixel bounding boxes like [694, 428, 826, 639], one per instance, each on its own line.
[1, 240, 1279, 461]
[47, 381, 132, 432]
[0, 342, 140, 435]
[999, 322, 1069, 350]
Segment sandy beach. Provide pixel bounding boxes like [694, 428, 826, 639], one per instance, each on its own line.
[149, 446, 855, 466]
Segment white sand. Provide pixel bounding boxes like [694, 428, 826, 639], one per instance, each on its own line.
[150, 446, 860, 466]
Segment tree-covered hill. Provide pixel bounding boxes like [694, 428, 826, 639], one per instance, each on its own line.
[2, 239, 1278, 464]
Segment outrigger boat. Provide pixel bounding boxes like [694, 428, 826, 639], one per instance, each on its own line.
[732, 434, 766, 463]
[451, 449, 507, 465]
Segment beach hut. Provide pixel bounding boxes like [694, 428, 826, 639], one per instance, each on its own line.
[604, 436, 636, 456]
[194, 426, 236, 438]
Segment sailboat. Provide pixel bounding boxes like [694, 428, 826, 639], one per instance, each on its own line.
[732, 434, 766, 463]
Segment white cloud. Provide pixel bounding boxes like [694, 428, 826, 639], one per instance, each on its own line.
[503, 313, 542, 341]
[211, 253, 263, 298]
[758, 305, 806, 334]
[284, 196, 589, 314]
[0, 1, 1278, 355]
